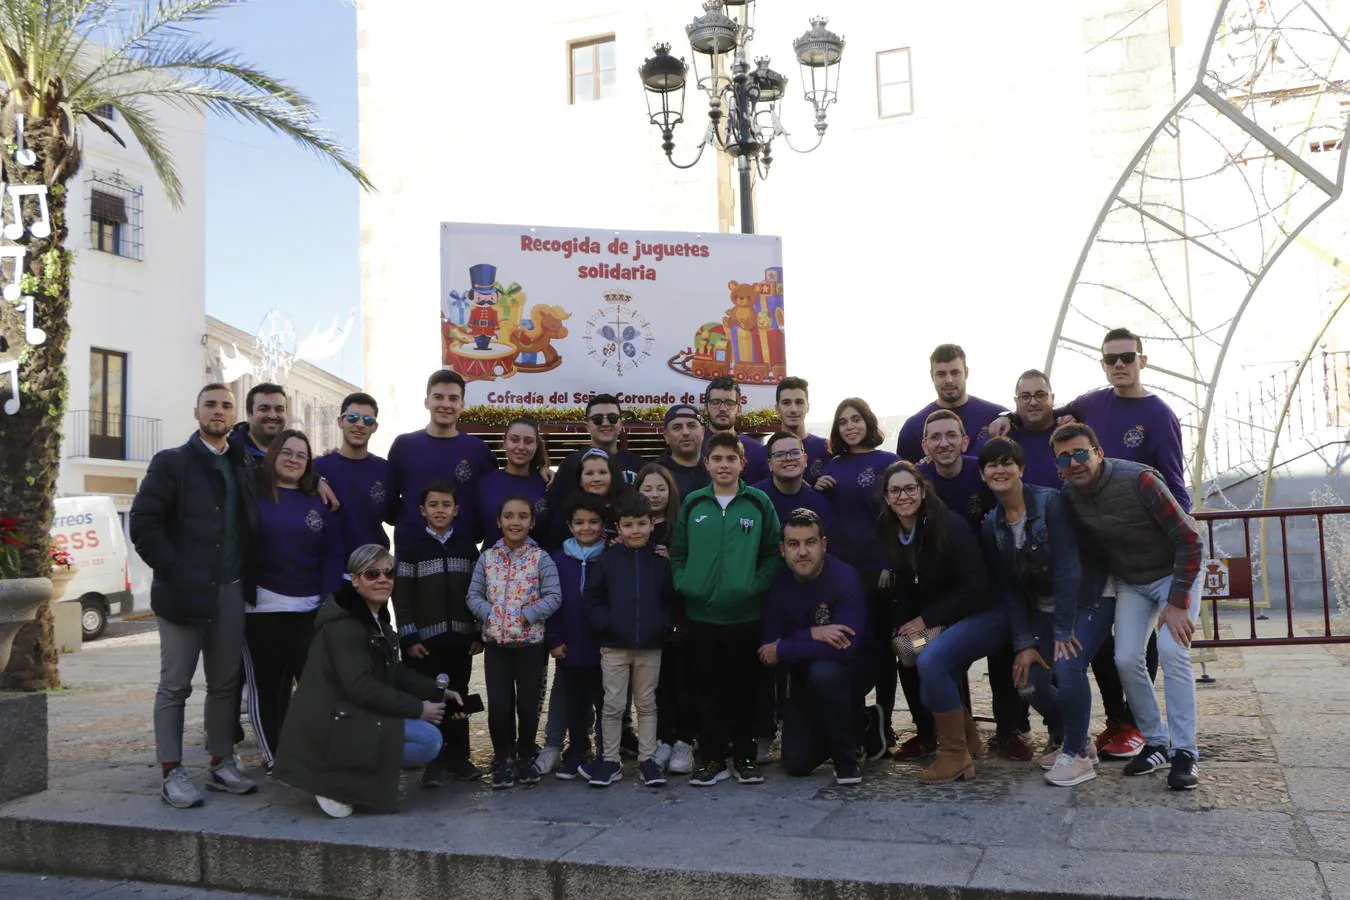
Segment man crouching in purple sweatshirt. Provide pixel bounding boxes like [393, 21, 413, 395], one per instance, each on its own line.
[758, 508, 873, 786]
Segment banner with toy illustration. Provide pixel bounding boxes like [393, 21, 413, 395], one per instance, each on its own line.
[439, 222, 785, 410]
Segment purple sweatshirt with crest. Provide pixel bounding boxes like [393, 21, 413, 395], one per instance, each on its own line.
[314, 452, 391, 557]
[387, 429, 497, 551]
[896, 395, 1006, 463]
[918, 456, 996, 536]
[820, 449, 897, 580]
[1060, 387, 1190, 510]
[762, 555, 866, 663]
[252, 488, 346, 598]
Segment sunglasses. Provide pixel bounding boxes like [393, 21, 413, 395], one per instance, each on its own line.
[359, 568, 395, 580]
[1054, 448, 1094, 468]
[343, 413, 377, 426]
[588, 413, 621, 426]
[1102, 352, 1138, 366]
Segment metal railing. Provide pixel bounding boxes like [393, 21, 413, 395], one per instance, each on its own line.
[64, 409, 162, 462]
[1193, 504, 1350, 647]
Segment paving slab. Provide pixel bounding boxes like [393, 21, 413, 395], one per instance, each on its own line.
[0, 872, 280, 899]
[4, 620, 1350, 898]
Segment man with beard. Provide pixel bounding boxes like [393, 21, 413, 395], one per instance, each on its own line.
[131, 383, 259, 809]
[896, 345, 1007, 464]
[657, 404, 710, 498]
[229, 383, 287, 466]
[702, 376, 769, 484]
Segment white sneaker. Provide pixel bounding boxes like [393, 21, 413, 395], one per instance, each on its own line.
[1044, 753, 1097, 787]
[535, 745, 561, 775]
[653, 742, 673, 770]
[315, 795, 353, 818]
[668, 741, 694, 775]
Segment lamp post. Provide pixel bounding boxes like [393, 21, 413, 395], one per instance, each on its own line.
[639, 1, 844, 235]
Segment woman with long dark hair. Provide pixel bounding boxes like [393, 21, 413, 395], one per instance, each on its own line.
[814, 398, 899, 750]
[879, 460, 1004, 783]
[478, 417, 551, 548]
[245, 429, 345, 773]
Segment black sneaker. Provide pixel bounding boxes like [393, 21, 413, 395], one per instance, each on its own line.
[1167, 750, 1199, 791]
[515, 757, 541, 786]
[689, 760, 730, 787]
[862, 705, 887, 762]
[834, 757, 863, 785]
[639, 758, 667, 787]
[588, 760, 622, 787]
[447, 758, 483, 782]
[421, 756, 447, 789]
[620, 727, 640, 759]
[555, 757, 585, 780]
[733, 758, 764, 784]
[1123, 744, 1170, 776]
[490, 759, 515, 789]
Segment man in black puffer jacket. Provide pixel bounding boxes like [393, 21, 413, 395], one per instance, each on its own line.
[130, 383, 258, 810]
[584, 492, 674, 788]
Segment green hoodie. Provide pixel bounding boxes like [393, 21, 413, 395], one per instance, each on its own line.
[670, 481, 782, 625]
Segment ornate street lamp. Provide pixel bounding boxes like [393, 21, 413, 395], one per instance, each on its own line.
[639, 1, 844, 234]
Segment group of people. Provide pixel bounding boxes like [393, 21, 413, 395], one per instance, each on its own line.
[129, 325, 1204, 819]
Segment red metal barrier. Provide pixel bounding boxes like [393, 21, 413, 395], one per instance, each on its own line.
[1192, 504, 1350, 647]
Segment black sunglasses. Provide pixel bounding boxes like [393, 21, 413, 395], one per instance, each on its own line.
[1054, 448, 1093, 469]
[359, 567, 395, 580]
[1102, 352, 1138, 366]
[343, 413, 377, 426]
[588, 413, 621, 426]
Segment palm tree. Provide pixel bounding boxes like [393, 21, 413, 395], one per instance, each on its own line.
[0, 0, 370, 689]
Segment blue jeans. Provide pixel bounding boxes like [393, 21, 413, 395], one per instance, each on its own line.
[1114, 574, 1201, 758]
[1026, 600, 1115, 756]
[781, 659, 862, 775]
[917, 606, 1010, 713]
[402, 718, 443, 767]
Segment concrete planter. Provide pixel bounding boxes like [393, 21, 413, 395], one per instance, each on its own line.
[48, 566, 76, 602]
[0, 577, 50, 672]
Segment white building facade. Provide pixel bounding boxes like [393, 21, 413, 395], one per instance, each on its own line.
[56, 102, 208, 515]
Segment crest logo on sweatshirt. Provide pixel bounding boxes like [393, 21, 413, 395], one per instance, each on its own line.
[813, 602, 833, 626]
[455, 459, 474, 482]
[305, 509, 325, 533]
[809, 457, 825, 479]
[967, 495, 984, 517]
[1123, 425, 1146, 449]
[369, 480, 387, 505]
[738, 516, 755, 533]
[857, 467, 876, 488]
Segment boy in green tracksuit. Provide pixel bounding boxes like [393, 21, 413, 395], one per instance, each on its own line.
[671, 431, 781, 786]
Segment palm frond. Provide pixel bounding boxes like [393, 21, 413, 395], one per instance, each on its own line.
[107, 93, 182, 204]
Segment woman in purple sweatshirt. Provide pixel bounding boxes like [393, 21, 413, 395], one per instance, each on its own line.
[814, 397, 900, 747]
[245, 429, 346, 772]
[478, 417, 551, 548]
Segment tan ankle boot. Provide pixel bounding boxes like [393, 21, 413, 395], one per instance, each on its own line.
[963, 708, 984, 759]
[920, 709, 976, 783]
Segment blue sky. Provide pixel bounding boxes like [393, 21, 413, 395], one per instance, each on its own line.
[196, 0, 362, 384]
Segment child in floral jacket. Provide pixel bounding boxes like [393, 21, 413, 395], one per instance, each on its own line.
[467, 496, 562, 788]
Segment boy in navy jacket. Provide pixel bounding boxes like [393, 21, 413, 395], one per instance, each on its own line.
[585, 493, 675, 788]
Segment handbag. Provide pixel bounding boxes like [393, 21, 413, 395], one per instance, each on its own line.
[892, 626, 943, 668]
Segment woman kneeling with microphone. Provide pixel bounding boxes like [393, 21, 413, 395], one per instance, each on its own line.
[276, 544, 465, 818]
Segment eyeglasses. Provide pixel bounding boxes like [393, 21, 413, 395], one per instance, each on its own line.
[588, 413, 621, 426]
[770, 448, 804, 461]
[1054, 448, 1094, 468]
[343, 413, 377, 426]
[359, 568, 395, 580]
[926, 431, 963, 446]
[706, 399, 738, 409]
[886, 483, 921, 498]
[1016, 391, 1050, 403]
[1102, 352, 1138, 366]
[276, 448, 309, 461]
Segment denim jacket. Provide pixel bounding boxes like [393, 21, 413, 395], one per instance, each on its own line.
[980, 484, 1105, 651]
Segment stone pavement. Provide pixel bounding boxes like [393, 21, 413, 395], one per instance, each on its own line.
[2, 615, 1350, 899]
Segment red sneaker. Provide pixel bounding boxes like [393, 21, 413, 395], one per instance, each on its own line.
[1094, 719, 1120, 753]
[1099, 722, 1145, 759]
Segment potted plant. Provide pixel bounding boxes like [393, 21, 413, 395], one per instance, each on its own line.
[0, 516, 50, 673]
[48, 541, 76, 601]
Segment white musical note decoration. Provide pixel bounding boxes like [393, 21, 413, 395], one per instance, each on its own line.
[14, 296, 45, 345]
[0, 245, 24, 302]
[13, 114, 35, 167]
[0, 360, 18, 414]
[3, 184, 51, 240]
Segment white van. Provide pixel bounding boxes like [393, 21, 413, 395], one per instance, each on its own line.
[51, 496, 133, 640]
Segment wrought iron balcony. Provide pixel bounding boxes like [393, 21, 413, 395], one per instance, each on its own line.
[64, 410, 162, 462]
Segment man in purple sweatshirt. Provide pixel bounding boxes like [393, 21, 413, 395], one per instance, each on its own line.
[703, 375, 770, 484]
[774, 377, 831, 486]
[387, 370, 497, 552]
[896, 344, 1007, 463]
[1005, 370, 1061, 490]
[759, 509, 869, 785]
[315, 392, 391, 559]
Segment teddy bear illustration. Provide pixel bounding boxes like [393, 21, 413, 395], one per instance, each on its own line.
[723, 280, 760, 363]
